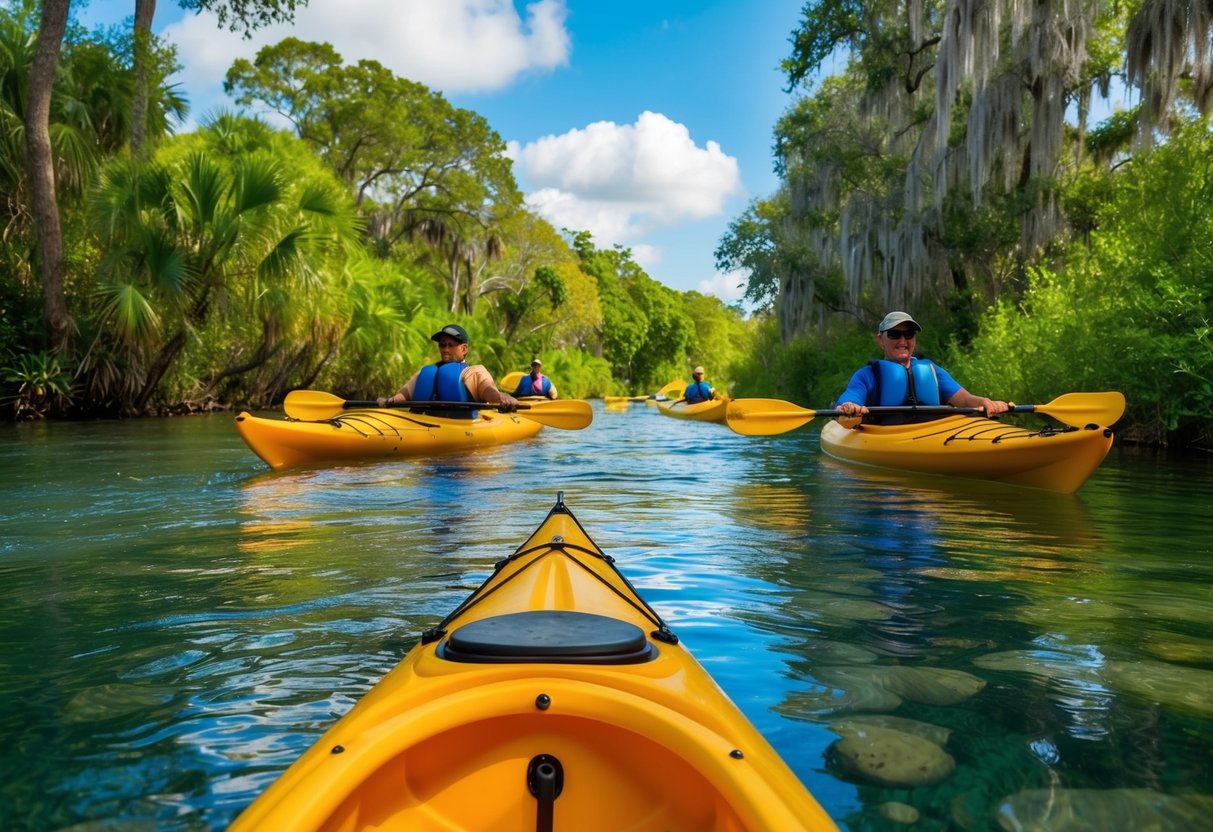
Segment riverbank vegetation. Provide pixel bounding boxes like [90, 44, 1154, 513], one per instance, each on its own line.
[2, 2, 1209, 448]
[717, 0, 1213, 448]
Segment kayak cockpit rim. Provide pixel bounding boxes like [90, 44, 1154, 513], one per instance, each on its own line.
[421, 492, 680, 651]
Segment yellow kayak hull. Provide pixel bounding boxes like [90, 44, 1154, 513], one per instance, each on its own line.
[656, 397, 730, 423]
[820, 415, 1114, 492]
[230, 496, 836, 831]
[235, 408, 543, 470]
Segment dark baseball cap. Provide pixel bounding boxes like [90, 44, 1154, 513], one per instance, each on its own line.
[431, 324, 469, 344]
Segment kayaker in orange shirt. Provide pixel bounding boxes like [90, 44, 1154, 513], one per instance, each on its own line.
[835, 311, 1008, 418]
[378, 324, 520, 414]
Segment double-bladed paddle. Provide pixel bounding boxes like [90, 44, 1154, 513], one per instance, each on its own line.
[724, 392, 1126, 436]
[283, 390, 593, 430]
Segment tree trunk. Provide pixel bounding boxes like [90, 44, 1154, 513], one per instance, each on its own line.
[26, 0, 72, 355]
[131, 0, 157, 158]
[133, 328, 187, 413]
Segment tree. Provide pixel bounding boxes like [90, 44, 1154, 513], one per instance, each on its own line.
[571, 231, 694, 390]
[25, 0, 71, 354]
[224, 38, 522, 309]
[88, 115, 361, 412]
[680, 292, 752, 393]
[763, 0, 1159, 339]
[133, 1, 307, 152]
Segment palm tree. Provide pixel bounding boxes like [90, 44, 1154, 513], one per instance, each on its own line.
[24, 0, 71, 354]
[89, 116, 361, 412]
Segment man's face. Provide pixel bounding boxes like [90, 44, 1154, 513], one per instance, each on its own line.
[878, 327, 917, 364]
[436, 337, 468, 361]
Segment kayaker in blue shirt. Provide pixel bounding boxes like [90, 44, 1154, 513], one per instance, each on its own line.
[683, 367, 716, 404]
[377, 324, 519, 415]
[835, 311, 1008, 420]
[512, 359, 558, 399]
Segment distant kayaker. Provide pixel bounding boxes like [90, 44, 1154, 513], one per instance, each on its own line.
[512, 359, 558, 399]
[835, 312, 1009, 421]
[378, 324, 520, 415]
[683, 366, 716, 404]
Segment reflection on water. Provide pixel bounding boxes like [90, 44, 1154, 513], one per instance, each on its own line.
[1, 409, 1212, 830]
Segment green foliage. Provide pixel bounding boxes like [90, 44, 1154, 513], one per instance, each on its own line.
[681, 292, 752, 395]
[178, 0, 308, 38]
[84, 115, 363, 411]
[949, 115, 1213, 446]
[224, 37, 522, 313]
[521, 349, 614, 399]
[2, 349, 72, 419]
[575, 239, 696, 392]
[715, 195, 795, 310]
[782, 0, 865, 90]
[498, 265, 569, 344]
[1085, 106, 1140, 162]
[728, 317, 876, 406]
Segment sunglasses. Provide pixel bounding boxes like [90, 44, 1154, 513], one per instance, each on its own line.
[883, 329, 917, 340]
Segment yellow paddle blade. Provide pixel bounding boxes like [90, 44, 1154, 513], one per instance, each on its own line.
[283, 390, 353, 420]
[498, 371, 525, 392]
[724, 398, 820, 436]
[655, 378, 685, 400]
[514, 399, 593, 430]
[1026, 391, 1125, 427]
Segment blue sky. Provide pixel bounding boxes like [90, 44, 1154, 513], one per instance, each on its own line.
[79, 1, 807, 304]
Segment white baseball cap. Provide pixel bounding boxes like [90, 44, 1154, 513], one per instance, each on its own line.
[878, 311, 921, 333]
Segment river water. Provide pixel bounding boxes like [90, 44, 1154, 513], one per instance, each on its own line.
[1, 403, 1211, 831]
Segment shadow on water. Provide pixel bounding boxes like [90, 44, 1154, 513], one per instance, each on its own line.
[1, 410, 1212, 830]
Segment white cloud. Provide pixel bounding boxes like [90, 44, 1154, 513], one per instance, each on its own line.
[162, 0, 571, 119]
[698, 269, 748, 303]
[511, 112, 742, 250]
[630, 244, 663, 269]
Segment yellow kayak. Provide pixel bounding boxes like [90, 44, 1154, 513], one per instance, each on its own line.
[820, 415, 1114, 492]
[656, 396, 730, 423]
[229, 494, 837, 831]
[235, 408, 543, 470]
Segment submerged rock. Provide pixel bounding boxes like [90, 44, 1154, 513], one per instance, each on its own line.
[879, 801, 920, 824]
[832, 724, 956, 787]
[1105, 660, 1213, 717]
[802, 639, 882, 665]
[997, 787, 1213, 831]
[780, 663, 984, 719]
[972, 649, 1101, 685]
[777, 683, 902, 719]
[819, 664, 986, 706]
[829, 714, 951, 747]
[64, 682, 171, 722]
[882, 665, 986, 705]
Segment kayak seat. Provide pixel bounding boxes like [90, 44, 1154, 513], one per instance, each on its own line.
[441, 611, 656, 664]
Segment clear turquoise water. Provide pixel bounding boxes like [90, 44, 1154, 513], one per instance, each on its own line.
[1, 405, 1211, 830]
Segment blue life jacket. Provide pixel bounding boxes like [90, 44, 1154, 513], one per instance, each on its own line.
[414, 361, 474, 419]
[513, 374, 551, 397]
[684, 380, 713, 403]
[867, 358, 941, 423]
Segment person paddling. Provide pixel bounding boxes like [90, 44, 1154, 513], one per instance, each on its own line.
[683, 367, 716, 404]
[378, 324, 519, 417]
[834, 312, 1008, 422]
[512, 359, 558, 399]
